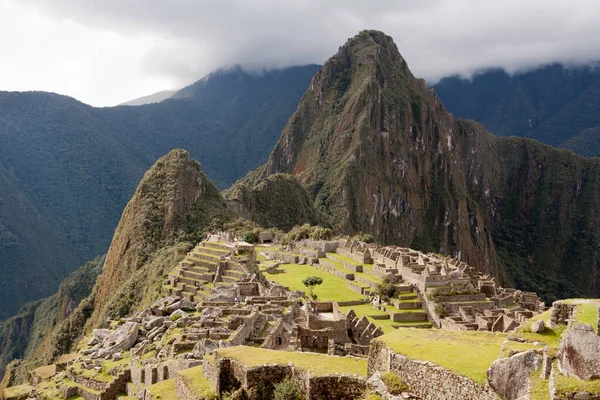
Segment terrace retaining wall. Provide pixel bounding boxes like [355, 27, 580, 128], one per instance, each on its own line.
[368, 341, 495, 400]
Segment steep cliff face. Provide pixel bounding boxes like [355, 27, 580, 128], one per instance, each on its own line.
[0, 257, 102, 378]
[90, 149, 232, 326]
[231, 30, 600, 301]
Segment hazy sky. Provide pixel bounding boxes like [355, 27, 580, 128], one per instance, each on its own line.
[1, 0, 600, 106]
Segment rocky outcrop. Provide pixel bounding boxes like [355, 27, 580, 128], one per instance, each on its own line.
[558, 324, 600, 380]
[486, 350, 543, 399]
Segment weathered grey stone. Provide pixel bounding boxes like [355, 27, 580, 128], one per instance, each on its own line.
[97, 321, 139, 359]
[111, 352, 122, 361]
[166, 298, 194, 313]
[144, 316, 165, 330]
[88, 328, 111, 346]
[558, 323, 600, 380]
[170, 309, 189, 320]
[531, 319, 546, 333]
[486, 350, 542, 400]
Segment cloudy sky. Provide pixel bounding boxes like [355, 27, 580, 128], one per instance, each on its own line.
[1, 0, 599, 106]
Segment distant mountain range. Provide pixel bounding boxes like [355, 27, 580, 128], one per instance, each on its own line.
[0, 64, 320, 319]
[120, 90, 177, 106]
[432, 63, 600, 155]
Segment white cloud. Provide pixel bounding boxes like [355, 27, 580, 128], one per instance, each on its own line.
[2, 0, 600, 106]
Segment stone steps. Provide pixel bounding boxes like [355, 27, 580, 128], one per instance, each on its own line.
[392, 299, 422, 309]
[179, 269, 212, 282]
[184, 265, 213, 274]
[389, 308, 428, 323]
[221, 275, 240, 283]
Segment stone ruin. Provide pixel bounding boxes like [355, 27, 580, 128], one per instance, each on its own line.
[18, 233, 566, 400]
[338, 239, 545, 333]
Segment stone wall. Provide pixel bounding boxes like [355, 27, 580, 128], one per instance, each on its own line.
[550, 302, 577, 326]
[368, 341, 495, 400]
[207, 351, 366, 400]
[261, 319, 285, 349]
[229, 311, 259, 345]
[307, 375, 366, 400]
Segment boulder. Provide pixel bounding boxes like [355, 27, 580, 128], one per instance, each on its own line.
[166, 298, 194, 313]
[170, 309, 189, 320]
[88, 329, 111, 346]
[111, 352, 122, 361]
[144, 316, 165, 330]
[531, 319, 545, 333]
[558, 323, 600, 380]
[486, 350, 542, 400]
[96, 322, 139, 359]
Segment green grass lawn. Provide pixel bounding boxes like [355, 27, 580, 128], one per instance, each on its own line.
[378, 328, 507, 384]
[569, 299, 600, 332]
[509, 309, 566, 347]
[553, 360, 600, 396]
[262, 263, 364, 302]
[327, 252, 361, 265]
[216, 346, 368, 376]
[367, 317, 397, 333]
[177, 366, 218, 399]
[147, 379, 178, 400]
[340, 303, 388, 317]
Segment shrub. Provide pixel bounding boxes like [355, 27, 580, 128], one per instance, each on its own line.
[381, 372, 407, 395]
[273, 377, 303, 400]
[354, 232, 374, 243]
[242, 230, 258, 244]
[376, 276, 397, 300]
[434, 303, 447, 318]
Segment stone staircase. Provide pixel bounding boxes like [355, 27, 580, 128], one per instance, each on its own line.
[163, 240, 234, 302]
[387, 289, 432, 329]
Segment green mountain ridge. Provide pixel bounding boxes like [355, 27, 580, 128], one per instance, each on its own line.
[0, 64, 319, 320]
[432, 63, 600, 154]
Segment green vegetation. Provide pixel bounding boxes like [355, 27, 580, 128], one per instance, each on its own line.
[379, 328, 506, 384]
[3, 384, 33, 399]
[553, 361, 600, 396]
[433, 64, 600, 149]
[0, 256, 103, 378]
[376, 277, 398, 301]
[176, 366, 218, 400]
[302, 276, 323, 300]
[339, 304, 388, 317]
[509, 309, 565, 347]
[0, 64, 318, 323]
[216, 346, 368, 376]
[146, 379, 177, 400]
[261, 263, 363, 302]
[272, 377, 303, 400]
[381, 372, 407, 395]
[529, 370, 551, 400]
[568, 299, 600, 331]
[281, 224, 333, 244]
